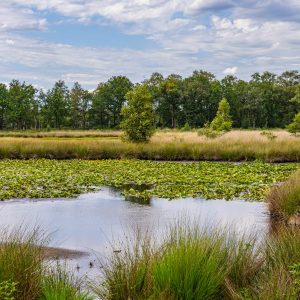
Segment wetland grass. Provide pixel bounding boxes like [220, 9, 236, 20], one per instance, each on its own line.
[267, 170, 300, 223]
[0, 227, 91, 300]
[0, 130, 298, 162]
[94, 222, 300, 300]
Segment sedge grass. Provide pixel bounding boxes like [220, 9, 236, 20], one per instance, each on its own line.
[0, 226, 91, 300]
[267, 170, 300, 221]
[0, 130, 298, 161]
[94, 223, 262, 300]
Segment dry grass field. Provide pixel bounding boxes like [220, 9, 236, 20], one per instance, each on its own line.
[0, 130, 298, 161]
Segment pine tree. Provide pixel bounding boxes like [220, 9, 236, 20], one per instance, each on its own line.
[210, 98, 233, 131]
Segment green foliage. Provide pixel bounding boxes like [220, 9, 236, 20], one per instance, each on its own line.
[181, 122, 191, 131]
[91, 76, 133, 128]
[121, 85, 154, 143]
[210, 98, 233, 131]
[287, 112, 300, 134]
[0, 70, 299, 130]
[197, 123, 223, 139]
[0, 280, 17, 300]
[0, 159, 297, 201]
[260, 130, 277, 140]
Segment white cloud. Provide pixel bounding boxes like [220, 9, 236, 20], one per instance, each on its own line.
[5, 39, 15, 45]
[0, 0, 298, 88]
[223, 67, 238, 75]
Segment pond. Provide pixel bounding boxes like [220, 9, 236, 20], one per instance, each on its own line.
[0, 187, 269, 279]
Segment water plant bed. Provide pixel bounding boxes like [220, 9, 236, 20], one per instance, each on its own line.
[0, 159, 298, 201]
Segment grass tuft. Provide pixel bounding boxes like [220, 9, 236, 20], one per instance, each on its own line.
[267, 170, 300, 221]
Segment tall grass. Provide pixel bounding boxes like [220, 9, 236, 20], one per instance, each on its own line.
[94, 221, 300, 300]
[267, 170, 300, 222]
[0, 130, 121, 139]
[0, 226, 91, 300]
[94, 223, 262, 299]
[0, 130, 299, 161]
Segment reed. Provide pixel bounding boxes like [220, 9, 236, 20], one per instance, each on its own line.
[0, 130, 299, 161]
[0, 226, 90, 300]
[267, 170, 300, 222]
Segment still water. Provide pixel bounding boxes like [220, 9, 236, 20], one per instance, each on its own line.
[0, 187, 268, 278]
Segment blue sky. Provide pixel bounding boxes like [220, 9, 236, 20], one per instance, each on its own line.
[0, 0, 300, 89]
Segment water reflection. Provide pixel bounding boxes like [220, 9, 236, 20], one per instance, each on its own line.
[0, 187, 268, 278]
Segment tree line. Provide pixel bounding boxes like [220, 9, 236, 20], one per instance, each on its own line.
[0, 70, 299, 131]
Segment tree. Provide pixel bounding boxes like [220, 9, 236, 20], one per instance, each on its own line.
[0, 84, 8, 130]
[121, 85, 154, 143]
[210, 98, 233, 131]
[90, 76, 133, 128]
[70, 82, 91, 129]
[159, 74, 183, 128]
[6, 80, 36, 130]
[287, 112, 300, 134]
[42, 81, 70, 129]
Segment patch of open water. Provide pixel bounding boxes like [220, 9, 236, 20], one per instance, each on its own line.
[0, 187, 268, 279]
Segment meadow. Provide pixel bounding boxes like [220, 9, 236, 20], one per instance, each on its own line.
[0, 129, 299, 162]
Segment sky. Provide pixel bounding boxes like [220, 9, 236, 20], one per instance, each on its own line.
[1, 0, 300, 89]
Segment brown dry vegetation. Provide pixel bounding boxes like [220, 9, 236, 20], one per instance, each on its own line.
[0, 130, 298, 161]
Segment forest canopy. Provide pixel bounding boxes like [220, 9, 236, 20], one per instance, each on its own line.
[0, 70, 299, 130]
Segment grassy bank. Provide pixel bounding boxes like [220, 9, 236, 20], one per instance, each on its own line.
[0, 159, 297, 201]
[0, 130, 299, 162]
[94, 222, 300, 300]
[267, 170, 300, 223]
[0, 227, 91, 300]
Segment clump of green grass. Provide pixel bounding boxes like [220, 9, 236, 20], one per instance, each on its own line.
[94, 222, 262, 299]
[41, 263, 93, 300]
[267, 170, 300, 222]
[0, 226, 92, 300]
[0, 227, 45, 299]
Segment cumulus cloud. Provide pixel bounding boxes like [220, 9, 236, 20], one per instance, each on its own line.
[223, 67, 238, 75]
[0, 0, 299, 88]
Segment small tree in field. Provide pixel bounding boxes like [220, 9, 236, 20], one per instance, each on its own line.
[210, 98, 232, 131]
[287, 112, 300, 135]
[121, 85, 154, 143]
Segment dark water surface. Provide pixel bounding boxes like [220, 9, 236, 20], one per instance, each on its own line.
[0, 187, 268, 278]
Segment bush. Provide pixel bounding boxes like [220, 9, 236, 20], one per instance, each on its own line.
[121, 85, 154, 143]
[287, 112, 300, 135]
[260, 130, 277, 140]
[197, 127, 222, 139]
[181, 122, 191, 131]
[210, 98, 233, 132]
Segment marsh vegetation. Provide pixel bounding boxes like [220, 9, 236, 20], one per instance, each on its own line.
[0, 159, 297, 201]
[0, 130, 299, 161]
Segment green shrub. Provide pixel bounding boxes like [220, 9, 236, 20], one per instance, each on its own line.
[121, 85, 154, 143]
[210, 98, 233, 132]
[287, 112, 300, 135]
[260, 130, 277, 140]
[197, 127, 222, 139]
[181, 122, 191, 131]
